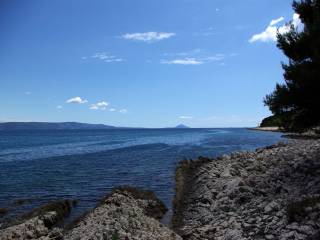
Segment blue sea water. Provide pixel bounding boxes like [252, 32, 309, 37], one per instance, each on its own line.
[0, 128, 283, 224]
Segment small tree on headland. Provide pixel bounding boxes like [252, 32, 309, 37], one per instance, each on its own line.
[264, 0, 320, 131]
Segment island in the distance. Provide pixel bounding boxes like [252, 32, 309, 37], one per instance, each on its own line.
[175, 124, 190, 129]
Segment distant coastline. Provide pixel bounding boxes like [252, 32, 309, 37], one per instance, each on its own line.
[0, 122, 190, 131]
[0, 122, 131, 131]
[0, 122, 272, 131]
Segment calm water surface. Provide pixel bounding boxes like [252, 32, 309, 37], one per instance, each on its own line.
[0, 128, 283, 224]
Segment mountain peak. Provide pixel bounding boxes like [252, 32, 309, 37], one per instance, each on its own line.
[175, 124, 190, 129]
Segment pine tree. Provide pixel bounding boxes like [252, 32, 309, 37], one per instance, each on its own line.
[264, 0, 320, 130]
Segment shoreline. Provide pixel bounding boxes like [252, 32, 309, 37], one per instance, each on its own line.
[172, 139, 320, 239]
[0, 187, 181, 240]
[1, 138, 320, 239]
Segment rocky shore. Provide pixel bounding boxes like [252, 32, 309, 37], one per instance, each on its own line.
[0, 187, 181, 240]
[1, 139, 320, 240]
[64, 187, 181, 240]
[172, 139, 320, 240]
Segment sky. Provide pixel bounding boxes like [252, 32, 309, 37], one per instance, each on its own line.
[0, 0, 299, 128]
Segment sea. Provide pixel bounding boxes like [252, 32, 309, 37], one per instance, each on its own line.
[0, 128, 283, 225]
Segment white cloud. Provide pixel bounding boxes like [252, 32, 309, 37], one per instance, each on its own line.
[249, 26, 279, 43]
[109, 108, 116, 112]
[90, 101, 109, 110]
[122, 32, 175, 42]
[179, 116, 193, 119]
[249, 14, 302, 43]
[56, 105, 63, 109]
[161, 53, 229, 66]
[66, 97, 88, 104]
[119, 109, 127, 114]
[92, 52, 123, 63]
[270, 17, 285, 26]
[96, 101, 108, 107]
[161, 58, 203, 65]
[292, 13, 303, 29]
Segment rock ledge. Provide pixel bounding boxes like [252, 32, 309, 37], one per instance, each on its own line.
[172, 139, 320, 240]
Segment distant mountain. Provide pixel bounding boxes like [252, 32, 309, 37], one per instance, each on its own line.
[0, 122, 118, 131]
[175, 124, 190, 129]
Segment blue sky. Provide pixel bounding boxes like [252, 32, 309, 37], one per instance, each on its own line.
[0, 0, 298, 127]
